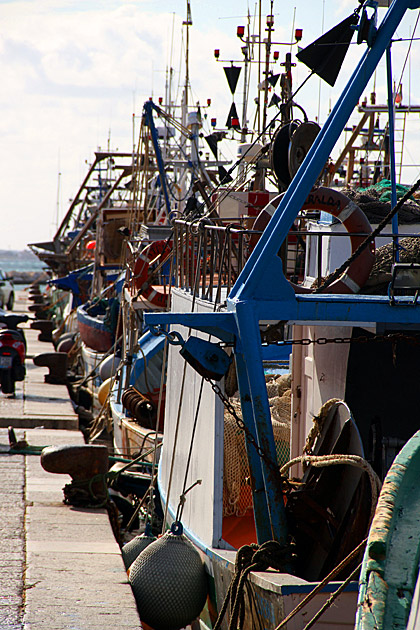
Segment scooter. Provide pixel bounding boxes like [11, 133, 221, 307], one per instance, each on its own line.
[0, 313, 29, 395]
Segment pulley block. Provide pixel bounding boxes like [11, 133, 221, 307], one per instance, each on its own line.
[179, 336, 232, 381]
[356, 3, 378, 46]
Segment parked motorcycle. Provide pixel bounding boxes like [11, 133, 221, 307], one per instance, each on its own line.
[0, 313, 29, 395]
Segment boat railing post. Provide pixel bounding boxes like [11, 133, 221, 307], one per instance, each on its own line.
[201, 228, 208, 300]
[174, 222, 180, 288]
[227, 231, 232, 294]
[186, 223, 191, 291]
[317, 233, 323, 288]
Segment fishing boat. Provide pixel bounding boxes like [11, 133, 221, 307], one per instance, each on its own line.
[130, 2, 420, 629]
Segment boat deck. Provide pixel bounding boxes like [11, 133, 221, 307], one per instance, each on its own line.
[0, 291, 141, 629]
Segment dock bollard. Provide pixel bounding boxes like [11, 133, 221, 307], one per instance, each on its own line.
[33, 352, 68, 384]
[41, 444, 109, 506]
[30, 319, 54, 342]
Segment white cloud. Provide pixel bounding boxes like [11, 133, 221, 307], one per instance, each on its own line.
[1, 0, 420, 249]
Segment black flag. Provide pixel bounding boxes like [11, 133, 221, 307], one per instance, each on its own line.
[226, 102, 240, 129]
[218, 165, 233, 184]
[296, 13, 359, 87]
[205, 134, 218, 160]
[268, 93, 281, 108]
[267, 73, 280, 89]
[224, 66, 242, 94]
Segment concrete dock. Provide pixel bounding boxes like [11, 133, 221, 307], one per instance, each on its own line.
[0, 291, 141, 629]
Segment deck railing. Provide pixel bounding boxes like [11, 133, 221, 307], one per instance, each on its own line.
[172, 216, 311, 300]
[171, 217, 419, 301]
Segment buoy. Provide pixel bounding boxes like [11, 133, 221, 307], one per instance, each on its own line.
[129, 524, 208, 630]
[98, 378, 112, 406]
[121, 531, 157, 571]
[99, 354, 121, 382]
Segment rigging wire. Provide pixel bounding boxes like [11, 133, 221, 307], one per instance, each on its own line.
[395, 11, 420, 96]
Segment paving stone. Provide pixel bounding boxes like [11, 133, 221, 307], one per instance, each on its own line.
[0, 296, 141, 630]
[24, 605, 141, 630]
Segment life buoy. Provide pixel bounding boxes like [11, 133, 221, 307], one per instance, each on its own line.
[249, 186, 375, 294]
[133, 240, 172, 308]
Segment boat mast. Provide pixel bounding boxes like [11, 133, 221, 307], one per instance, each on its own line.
[261, 1, 274, 142]
[240, 11, 251, 145]
[178, 1, 193, 213]
[257, 0, 262, 135]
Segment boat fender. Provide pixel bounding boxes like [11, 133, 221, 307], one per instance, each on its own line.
[53, 331, 76, 348]
[56, 337, 75, 354]
[249, 186, 375, 294]
[98, 378, 112, 406]
[132, 240, 171, 309]
[121, 531, 157, 571]
[129, 524, 208, 630]
[99, 354, 121, 382]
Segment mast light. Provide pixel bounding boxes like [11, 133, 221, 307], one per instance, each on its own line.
[295, 28, 303, 41]
[214, 49, 220, 59]
[237, 25, 245, 37]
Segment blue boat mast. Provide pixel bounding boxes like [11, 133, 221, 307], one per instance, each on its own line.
[143, 100, 173, 221]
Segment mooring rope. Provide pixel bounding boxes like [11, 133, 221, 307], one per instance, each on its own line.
[280, 454, 382, 523]
[213, 541, 293, 630]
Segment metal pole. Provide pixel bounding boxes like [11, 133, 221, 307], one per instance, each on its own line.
[386, 44, 399, 262]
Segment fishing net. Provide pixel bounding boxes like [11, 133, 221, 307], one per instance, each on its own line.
[223, 374, 291, 517]
[341, 179, 420, 224]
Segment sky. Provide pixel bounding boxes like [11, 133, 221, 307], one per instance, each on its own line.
[1, 0, 420, 250]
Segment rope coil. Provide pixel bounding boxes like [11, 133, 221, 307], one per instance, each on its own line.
[213, 540, 293, 630]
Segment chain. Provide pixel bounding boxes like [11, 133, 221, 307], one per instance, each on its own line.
[262, 331, 420, 347]
[204, 375, 280, 476]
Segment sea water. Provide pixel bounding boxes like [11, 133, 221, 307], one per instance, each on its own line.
[0, 251, 46, 275]
[0, 250, 48, 290]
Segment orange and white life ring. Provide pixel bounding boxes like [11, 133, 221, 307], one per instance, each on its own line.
[133, 240, 172, 308]
[250, 186, 375, 294]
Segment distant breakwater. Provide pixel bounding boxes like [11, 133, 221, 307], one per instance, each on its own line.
[6, 271, 49, 285]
